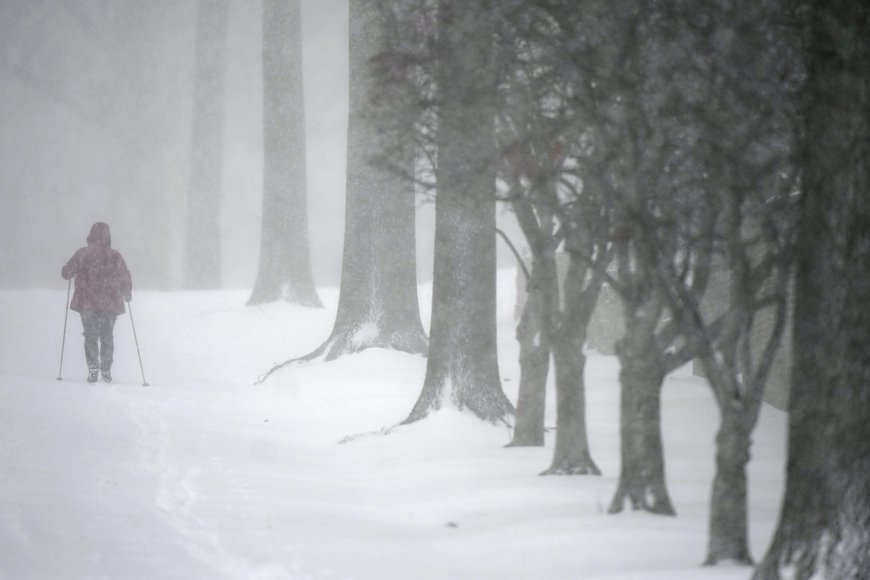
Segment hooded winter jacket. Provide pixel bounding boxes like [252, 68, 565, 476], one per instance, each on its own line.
[61, 222, 133, 315]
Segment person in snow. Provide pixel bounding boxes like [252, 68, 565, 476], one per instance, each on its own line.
[61, 222, 133, 383]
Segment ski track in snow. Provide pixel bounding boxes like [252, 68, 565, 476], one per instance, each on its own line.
[120, 389, 293, 580]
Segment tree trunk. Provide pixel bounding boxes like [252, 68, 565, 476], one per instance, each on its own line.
[185, 0, 227, 289]
[704, 410, 754, 566]
[508, 253, 557, 446]
[541, 256, 601, 475]
[541, 330, 599, 474]
[754, 2, 870, 577]
[248, 0, 322, 307]
[609, 328, 674, 515]
[290, 1, 426, 360]
[404, 0, 513, 424]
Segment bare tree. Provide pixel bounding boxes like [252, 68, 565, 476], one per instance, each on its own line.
[631, 0, 802, 564]
[494, 5, 609, 478]
[185, 0, 228, 289]
[405, 0, 513, 423]
[601, 0, 710, 517]
[496, 25, 564, 446]
[503, 192, 558, 447]
[548, 0, 686, 496]
[754, 1, 870, 577]
[248, 0, 321, 307]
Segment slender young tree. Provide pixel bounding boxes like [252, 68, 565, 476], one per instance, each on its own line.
[493, 5, 620, 476]
[248, 0, 321, 307]
[405, 0, 513, 423]
[541, 225, 608, 475]
[500, 1, 644, 478]
[495, 37, 564, 446]
[754, 2, 870, 577]
[603, 0, 708, 517]
[504, 193, 558, 446]
[497, 4, 609, 471]
[501, 0, 685, 501]
[504, 115, 611, 476]
[637, 0, 802, 563]
[185, 0, 228, 289]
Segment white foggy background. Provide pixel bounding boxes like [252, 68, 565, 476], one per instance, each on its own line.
[0, 0, 521, 291]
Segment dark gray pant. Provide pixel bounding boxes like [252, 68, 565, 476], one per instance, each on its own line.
[81, 312, 117, 372]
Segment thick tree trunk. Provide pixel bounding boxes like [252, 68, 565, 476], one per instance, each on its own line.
[508, 254, 557, 446]
[705, 410, 754, 566]
[754, 3, 870, 577]
[405, 0, 513, 424]
[405, 179, 512, 421]
[609, 330, 674, 515]
[311, 149, 427, 359]
[292, 2, 426, 359]
[248, 0, 321, 307]
[185, 0, 227, 289]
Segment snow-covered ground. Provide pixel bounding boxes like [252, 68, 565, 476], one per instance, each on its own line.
[0, 271, 787, 579]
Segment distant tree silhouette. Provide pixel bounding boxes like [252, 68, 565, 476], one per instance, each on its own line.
[248, 0, 321, 307]
[186, 0, 228, 289]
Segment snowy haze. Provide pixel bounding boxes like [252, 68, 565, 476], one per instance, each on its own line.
[1, 0, 346, 289]
[0, 271, 788, 579]
[1, 1, 521, 290]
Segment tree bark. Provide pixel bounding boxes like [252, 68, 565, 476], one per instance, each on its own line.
[705, 410, 754, 566]
[609, 325, 674, 515]
[541, 256, 601, 475]
[405, 0, 513, 424]
[185, 0, 227, 289]
[248, 0, 322, 307]
[287, 1, 426, 357]
[508, 253, 557, 446]
[754, 2, 870, 576]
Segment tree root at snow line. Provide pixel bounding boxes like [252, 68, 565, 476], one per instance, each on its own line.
[338, 413, 512, 446]
[338, 425, 399, 444]
[254, 340, 332, 385]
[254, 329, 427, 385]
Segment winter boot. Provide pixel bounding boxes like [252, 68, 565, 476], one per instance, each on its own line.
[101, 369, 112, 383]
[87, 369, 99, 383]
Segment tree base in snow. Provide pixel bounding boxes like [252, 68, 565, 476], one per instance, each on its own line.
[540, 460, 601, 476]
[703, 554, 753, 567]
[608, 483, 676, 516]
[256, 325, 428, 384]
[505, 438, 544, 448]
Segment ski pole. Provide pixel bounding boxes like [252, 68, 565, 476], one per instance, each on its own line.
[57, 278, 71, 380]
[128, 301, 149, 387]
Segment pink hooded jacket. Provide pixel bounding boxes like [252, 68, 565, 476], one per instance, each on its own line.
[61, 222, 133, 315]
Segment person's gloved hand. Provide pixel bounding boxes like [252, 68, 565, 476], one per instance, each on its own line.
[123, 293, 132, 303]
